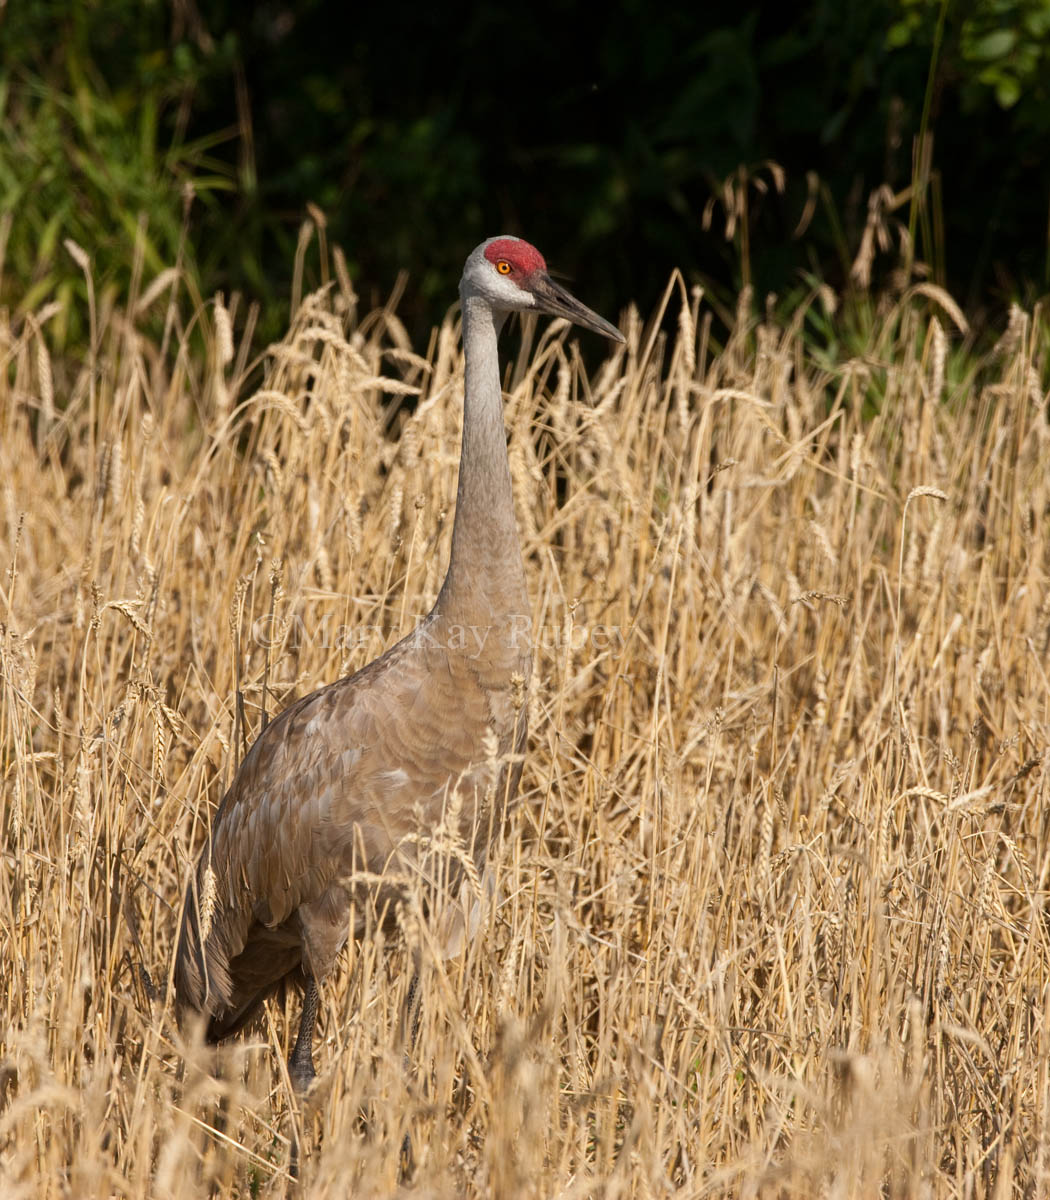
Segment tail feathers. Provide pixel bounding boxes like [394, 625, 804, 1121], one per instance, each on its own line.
[174, 895, 236, 1033]
[205, 979, 286, 1041]
[200, 943, 303, 1041]
[175, 898, 303, 1041]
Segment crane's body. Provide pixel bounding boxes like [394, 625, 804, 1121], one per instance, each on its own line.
[175, 236, 623, 1087]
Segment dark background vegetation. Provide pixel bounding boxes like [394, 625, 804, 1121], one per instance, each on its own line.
[1, 0, 1048, 353]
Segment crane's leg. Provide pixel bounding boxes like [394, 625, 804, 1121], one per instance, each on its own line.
[401, 965, 422, 1052]
[288, 974, 320, 1093]
[399, 956, 423, 1178]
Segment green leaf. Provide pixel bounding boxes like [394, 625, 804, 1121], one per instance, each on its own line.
[17, 273, 58, 314]
[994, 73, 1022, 106]
[886, 20, 916, 49]
[968, 29, 1017, 61]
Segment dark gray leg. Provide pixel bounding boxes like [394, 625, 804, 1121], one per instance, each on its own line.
[399, 964, 422, 1178]
[288, 974, 320, 1093]
[402, 967, 422, 1053]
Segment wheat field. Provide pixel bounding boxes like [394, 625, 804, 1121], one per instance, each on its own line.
[2, 254, 1049, 1198]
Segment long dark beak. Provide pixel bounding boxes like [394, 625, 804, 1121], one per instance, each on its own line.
[528, 273, 625, 343]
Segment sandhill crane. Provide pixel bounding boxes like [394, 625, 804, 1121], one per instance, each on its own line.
[175, 235, 624, 1091]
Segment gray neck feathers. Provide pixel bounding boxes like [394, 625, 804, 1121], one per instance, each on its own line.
[436, 291, 528, 631]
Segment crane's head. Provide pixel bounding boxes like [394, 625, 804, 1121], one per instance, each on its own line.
[462, 236, 625, 343]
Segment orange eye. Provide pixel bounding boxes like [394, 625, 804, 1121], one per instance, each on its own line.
[496, 260, 512, 275]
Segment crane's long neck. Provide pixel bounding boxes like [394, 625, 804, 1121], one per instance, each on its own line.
[435, 292, 528, 635]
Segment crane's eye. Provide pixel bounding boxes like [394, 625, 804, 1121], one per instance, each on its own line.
[496, 260, 512, 275]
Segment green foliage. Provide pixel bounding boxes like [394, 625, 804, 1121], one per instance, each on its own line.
[0, 0, 1047, 360]
[890, 0, 1050, 112]
[0, 2, 237, 348]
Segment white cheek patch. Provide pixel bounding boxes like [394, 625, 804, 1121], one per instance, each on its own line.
[489, 271, 533, 307]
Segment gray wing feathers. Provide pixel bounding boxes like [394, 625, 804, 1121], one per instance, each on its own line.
[176, 656, 396, 1023]
[174, 632, 518, 1031]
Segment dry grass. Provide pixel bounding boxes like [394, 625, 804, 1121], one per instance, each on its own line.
[2, 262, 1050, 1198]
